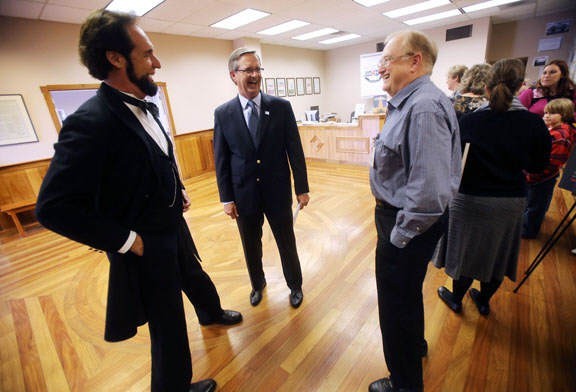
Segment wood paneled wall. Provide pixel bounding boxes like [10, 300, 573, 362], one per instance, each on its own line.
[0, 130, 215, 232]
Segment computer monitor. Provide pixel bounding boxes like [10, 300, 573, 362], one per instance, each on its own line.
[310, 106, 320, 121]
[305, 110, 319, 122]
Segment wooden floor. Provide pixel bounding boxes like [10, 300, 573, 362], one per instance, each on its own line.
[1, 160, 575, 392]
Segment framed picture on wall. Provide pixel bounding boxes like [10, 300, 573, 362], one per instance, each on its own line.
[313, 77, 321, 94]
[0, 94, 38, 146]
[296, 78, 305, 96]
[265, 78, 276, 96]
[276, 78, 286, 97]
[287, 78, 296, 96]
[305, 77, 313, 95]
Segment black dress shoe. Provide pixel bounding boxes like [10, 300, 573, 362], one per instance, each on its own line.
[369, 377, 393, 392]
[437, 286, 462, 313]
[199, 310, 243, 326]
[289, 288, 303, 308]
[189, 378, 217, 392]
[250, 282, 266, 306]
[469, 288, 490, 315]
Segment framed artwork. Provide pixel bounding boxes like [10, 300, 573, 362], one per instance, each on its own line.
[265, 78, 276, 96]
[305, 77, 313, 95]
[276, 78, 286, 97]
[296, 77, 305, 96]
[313, 77, 321, 94]
[0, 94, 38, 146]
[40, 82, 176, 136]
[287, 78, 296, 96]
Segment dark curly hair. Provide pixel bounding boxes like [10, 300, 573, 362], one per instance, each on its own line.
[536, 59, 576, 98]
[79, 9, 137, 80]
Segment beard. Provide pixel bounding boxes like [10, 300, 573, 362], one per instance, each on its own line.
[126, 59, 158, 97]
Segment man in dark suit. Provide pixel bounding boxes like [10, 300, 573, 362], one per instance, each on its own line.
[214, 48, 310, 308]
[36, 9, 240, 392]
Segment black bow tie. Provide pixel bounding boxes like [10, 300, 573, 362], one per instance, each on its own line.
[117, 91, 159, 118]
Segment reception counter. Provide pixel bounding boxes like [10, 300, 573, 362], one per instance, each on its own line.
[298, 114, 385, 165]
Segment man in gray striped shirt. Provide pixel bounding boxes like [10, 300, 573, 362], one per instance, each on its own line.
[368, 30, 461, 392]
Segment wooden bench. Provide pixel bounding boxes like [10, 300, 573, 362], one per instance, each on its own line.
[0, 199, 37, 237]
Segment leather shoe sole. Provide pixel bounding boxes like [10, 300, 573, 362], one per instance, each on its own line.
[469, 288, 490, 315]
[189, 378, 216, 392]
[199, 309, 242, 326]
[250, 282, 266, 306]
[437, 286, 462, 313]
[289, 288, 303, 308]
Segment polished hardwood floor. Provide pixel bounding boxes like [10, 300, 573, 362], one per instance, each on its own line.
[1, 160, 575, 392]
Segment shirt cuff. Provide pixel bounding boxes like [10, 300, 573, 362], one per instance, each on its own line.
[222, 201, 234, 205]
[118, 231, 137, 254]
[390, 226, 412, 248]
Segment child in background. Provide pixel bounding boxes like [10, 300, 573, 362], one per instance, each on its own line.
[523, 98, 576, 238]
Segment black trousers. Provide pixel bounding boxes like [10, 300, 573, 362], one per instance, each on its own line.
[375, 204, 443, 391]
[236, 208, 302, 290]
[140, 218, 223, 392]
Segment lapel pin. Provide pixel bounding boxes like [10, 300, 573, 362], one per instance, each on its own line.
[264, 111, 270, 116]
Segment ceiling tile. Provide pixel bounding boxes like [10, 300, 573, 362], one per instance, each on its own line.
[0, 0, 44, 19]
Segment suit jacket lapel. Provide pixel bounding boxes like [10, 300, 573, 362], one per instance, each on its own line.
[258, 93, 271, 147]
[97, 83, 165, 178]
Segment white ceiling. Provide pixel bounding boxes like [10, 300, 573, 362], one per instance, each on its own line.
[1, 0, 575, 50]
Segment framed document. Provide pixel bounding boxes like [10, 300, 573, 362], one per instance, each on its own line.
[305, 77, 313, 95]
[0, 94, 38, 146]
[287, 78, 296, 96]
[313, 77, 321, 94]
[265, 78, 276, 96]
[296, 78, 305, 96]
[276, 78, 286, 97]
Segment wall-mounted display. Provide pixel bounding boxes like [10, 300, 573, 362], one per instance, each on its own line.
[305, 77, 313, 95]
[0, 94, 38, 146]
[296, 78, 305, 96]
[313, 77, 321, 94]
[40, 82, 176, 136]
[287, 78, 296, 96]
[276, 78, 286, 97]
[265, 78, 276, 96]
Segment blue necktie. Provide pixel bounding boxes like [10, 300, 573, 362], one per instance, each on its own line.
[247, 100, 259, 146]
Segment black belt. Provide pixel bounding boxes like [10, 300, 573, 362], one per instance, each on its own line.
[375, 198, 399, 210]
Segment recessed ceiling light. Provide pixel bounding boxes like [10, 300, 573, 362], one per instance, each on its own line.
[463, 0, 522, 13]
[258, 20, 309, 35]
[383, 0, 451, 18]
[105, 0, 165, 16]
[404, 9, 462, 25]
[211, 8, 270, 30]
[353, 0, 390, 6]
[319, 33, 361, 44]
[292, 28, 339, 41]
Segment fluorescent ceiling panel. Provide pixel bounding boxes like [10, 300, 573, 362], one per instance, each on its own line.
[292, 28, 338, 41]
[383, 0, 451, 18]
[463, 0, 522, 13]
[258, 20, 309, 35]
[353, 0, 390, 6]
[106, 0, 165, 16]
[319, 33, 361, 44]
[211, 8, 270, 30]
[404, 9, 462, 25]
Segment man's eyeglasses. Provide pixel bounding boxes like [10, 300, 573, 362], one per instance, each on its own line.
[236, 67, 264, 75]
[378, 53, 415, 68]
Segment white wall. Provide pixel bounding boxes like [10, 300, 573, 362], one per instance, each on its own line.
[324, 17, 491, 121]
[487, 11, 576, 83]
[261, 44, 326, 122]
[0, 17, 325, 166]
